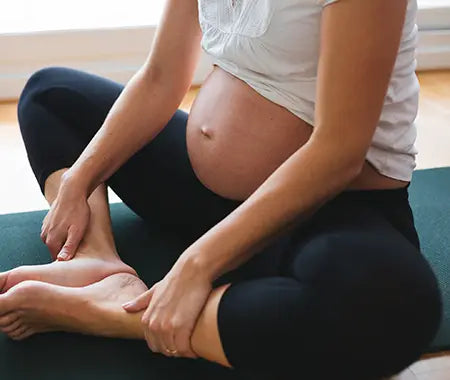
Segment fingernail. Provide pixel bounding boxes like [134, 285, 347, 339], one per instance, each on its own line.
[58, 252, 69, 260]
[122, 302, 132, 308]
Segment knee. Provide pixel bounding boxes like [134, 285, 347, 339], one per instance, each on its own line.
[374, 251, 442, 376]
[341, 273, 441, 378]
[17, 66, 68, 122]
[289, 234, 442, 377]
[19, 67, 64, 101]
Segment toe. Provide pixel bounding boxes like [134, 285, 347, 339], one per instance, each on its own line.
[1, 319, 22, 334]
[0, 292, 17, 317]
[8, 325, 30, 340]
[0, 271, 10, 294]
[11, 327, 34, 341]
[0, 312, 18, 328]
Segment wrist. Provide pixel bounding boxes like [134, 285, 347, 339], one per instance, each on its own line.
[60, 169, 90, 199]
[177, 250, 216, 283]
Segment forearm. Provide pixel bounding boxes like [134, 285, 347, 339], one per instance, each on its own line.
[180, 139, 362, 282]
[64, 67, 188, 196]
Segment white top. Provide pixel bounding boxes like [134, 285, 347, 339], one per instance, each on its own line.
[198, 0, 420, 181]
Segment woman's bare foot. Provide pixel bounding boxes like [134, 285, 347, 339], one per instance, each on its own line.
[0, 250, 137, 293]
[0, 273, 147, 340]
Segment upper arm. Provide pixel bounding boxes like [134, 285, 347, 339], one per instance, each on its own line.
[311, 0, 408, 167]
[141, 0, 202, 95]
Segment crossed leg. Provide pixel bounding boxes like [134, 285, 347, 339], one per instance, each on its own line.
[0, 168, 232, 368]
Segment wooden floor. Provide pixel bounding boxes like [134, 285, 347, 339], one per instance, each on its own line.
[0, 70, 449, 379]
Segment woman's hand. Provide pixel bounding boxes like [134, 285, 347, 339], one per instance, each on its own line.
[40, 174, 90, 261]
[122, 255, 213, 359]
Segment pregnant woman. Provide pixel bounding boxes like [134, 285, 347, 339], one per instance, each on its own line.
[0, 0, 442, 378]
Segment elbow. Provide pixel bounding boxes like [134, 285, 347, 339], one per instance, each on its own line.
[304, 137, 368, 190]
[140, 61, 165, 86]
[350, 155, 366, 177]
[341, 156, 366, 185]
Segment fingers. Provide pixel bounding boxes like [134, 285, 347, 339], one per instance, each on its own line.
[41, 212, 65, 260]
[144, 326, 158, 353]
[44, 233, 65, 260]
[57, 225, 82, 261]
[159, 320, 178, 358]
[40, 213, 49, 243]
[40, 214, 53, 258]
[142, 313, 197, 359]
[132, 281, 199, 360]
[124, 290, 157, 353]
[173, 326, 198, 359]
[141, 306, 159, 353]
[122, 289, 154, 313]
[40, 195, 90, 261]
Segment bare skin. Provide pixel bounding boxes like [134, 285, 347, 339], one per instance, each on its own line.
[0, 274, 146, 340]
[187, 66, 409, 203]
[0, 273, 231, 369]
[0, 275, 231, 367]
[0, 169, 136, 292]
[0, 169, 232, 368]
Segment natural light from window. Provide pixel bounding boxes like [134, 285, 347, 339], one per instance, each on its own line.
[0, 0, 165, 34]
[419, 0, 450, 7]
[1, 0, 449, 34]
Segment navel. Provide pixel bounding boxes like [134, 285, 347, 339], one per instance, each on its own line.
[201, 126, 211, 138]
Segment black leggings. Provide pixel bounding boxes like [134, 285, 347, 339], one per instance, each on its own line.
[17, 67, 442, 379]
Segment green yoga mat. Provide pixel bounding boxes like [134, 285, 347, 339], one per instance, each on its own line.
[408, 167, 450, 353]
[0, 168, 448, 380]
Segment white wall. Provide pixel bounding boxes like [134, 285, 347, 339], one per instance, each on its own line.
[416, 1, 450, 70]
[0, 26, 214, 100]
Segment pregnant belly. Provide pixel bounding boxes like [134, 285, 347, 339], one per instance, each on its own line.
[186, 66, 313, 201]
[186, 66, 408, 202]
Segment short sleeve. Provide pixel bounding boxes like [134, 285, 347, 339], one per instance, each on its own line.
[317, 0, 340, 7]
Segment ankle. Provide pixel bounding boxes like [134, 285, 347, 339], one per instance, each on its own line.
[80, 230, 116, 252]
[73, 249, 139, 279]
[76, 240, 119, 261]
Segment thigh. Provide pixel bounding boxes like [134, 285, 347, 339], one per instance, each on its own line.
[19, 66, 124, 141]
[18, 67, 124, 191]
[283, 195, 432, 289]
